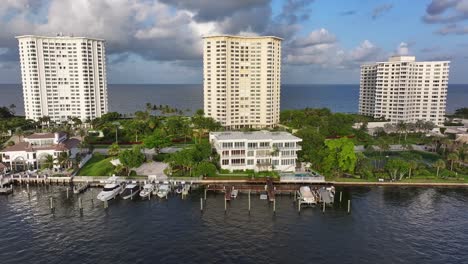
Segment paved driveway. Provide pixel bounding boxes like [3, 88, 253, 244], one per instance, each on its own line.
[135, 161, 168, 176]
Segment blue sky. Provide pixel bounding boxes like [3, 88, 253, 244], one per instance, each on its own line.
[0, 0, 467, 84]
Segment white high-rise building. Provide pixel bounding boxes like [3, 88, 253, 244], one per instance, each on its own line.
[203, 35, 282, 129]
[16, 35, 108, 122]
[359, 56, 450, 125]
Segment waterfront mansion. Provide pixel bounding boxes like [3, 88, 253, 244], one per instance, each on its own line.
[209, 131, 302, 172]
[0, 132, 80, 172]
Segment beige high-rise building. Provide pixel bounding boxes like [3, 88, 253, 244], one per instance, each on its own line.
[16, 34, 108, 122]
[203, 35, 282, 129]
[359, 56, 450, 125]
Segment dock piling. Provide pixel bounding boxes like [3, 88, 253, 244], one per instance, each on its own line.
[131, 190, 133, 200]
[248, 190, 251, 213]
[224, 197, 227, 213]
[322, 201, 325, 213]
[204, 189, 207, 200]
[66, 187, 69, 199]
[298, 201, 301, 213]
[339, 191, 342, 203]
[347, 200, 351, 214]
[200, 197, 203, 212]
[273, 199, 276, 214]
[78, 197, 83, 213]
[49, 197, 54, 212]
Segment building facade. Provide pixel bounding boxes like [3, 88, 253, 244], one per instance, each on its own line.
[209, 131, 301, 172]
[359, 56, 450, 125]
[203, 35, 282, 129]
[16, 34, 108, 123]
[0, 132, 80, 171]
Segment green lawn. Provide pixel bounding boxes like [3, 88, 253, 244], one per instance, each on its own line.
[77, 153, 115, 176]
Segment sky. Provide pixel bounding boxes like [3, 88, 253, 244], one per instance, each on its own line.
[0, 0, 467, 84]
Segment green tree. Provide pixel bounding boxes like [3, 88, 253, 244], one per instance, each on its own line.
[143, 129, 171, 154]
[384, 158, 409, 180]
[194, 161, 217, 177]
[322, 137, 357, 175]
[408, 160, 418, 179]
[41, 154, 55, 170]
[57, 152, 71, 169]
[433, 159, 446, 177]
[447, 152, 459, 171]
[108, 143, 121, 157]
[118, 146, 145, 176]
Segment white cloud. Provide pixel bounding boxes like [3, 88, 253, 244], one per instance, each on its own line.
[395, 42, 410, 55]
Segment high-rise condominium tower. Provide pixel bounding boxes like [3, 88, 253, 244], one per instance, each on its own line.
[16, 35, 108, 122]
[359, 56, 449, 125]
[203, 35, 282, 129]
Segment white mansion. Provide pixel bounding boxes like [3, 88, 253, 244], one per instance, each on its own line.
[0, 132, 80, 171]
[209, 131, 302, 172]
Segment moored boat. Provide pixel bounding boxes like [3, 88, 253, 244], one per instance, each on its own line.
[0, 178, 13, 195]
[299, 186, 317, 205]
[139, 183, 155, 199]
[73, 182, 90, 194]
[97, 176, 124, 202]
[121, 183, 140, 200]
[156, 184, 170, 198]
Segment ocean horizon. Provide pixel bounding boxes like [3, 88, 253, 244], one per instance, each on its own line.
[1, 83, 467, 116]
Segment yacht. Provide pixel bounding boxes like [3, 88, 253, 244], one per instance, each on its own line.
[97, 177, 124, 202]
[139, 183, 155, 199]
[97, 182, 124, 201]
[156, 183, 170, 198]
[121, 183, 140, 200]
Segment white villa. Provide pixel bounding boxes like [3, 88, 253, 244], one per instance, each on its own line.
[209, 131, 302, 172]
[0, 132, 80, 171]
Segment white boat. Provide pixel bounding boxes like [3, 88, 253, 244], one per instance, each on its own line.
[139, 184, 155, 199]
[73, 182, 90, 194]
[299, 186, 317, 205]
[181, 184, 191, 196]
[97, 176, 124, 202]
[121, 183, 140, 200]
[156, 184, 170, 198]
[97, 182, 124, 201]
[0, 178, 13, 195]
[231, 189, 239, 199]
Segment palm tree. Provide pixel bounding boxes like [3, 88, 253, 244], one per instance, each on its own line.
[447, 152, 459, 171]
[14, 127, 24, 142]
[408, 160, 418, 179]
[41, 154, 55, 170]
[57, 152, 71, 169]
[395, 121, 406, 144]
[433, 159, 445, 177]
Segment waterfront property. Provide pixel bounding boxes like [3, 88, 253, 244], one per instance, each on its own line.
[359, 55, 449, 125]
[16, 34, 108, 122]
[0, 132, 80, 171]
[209, 131, 302, 172]
[203, 35, 282, 129]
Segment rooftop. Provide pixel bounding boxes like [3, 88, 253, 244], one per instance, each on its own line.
[16, 35, 105, 42]
[210, 131, 301, 141]
[24, 132, 66, 140]
[1, 138, 80, 153]
[203, 35, 283, 41]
